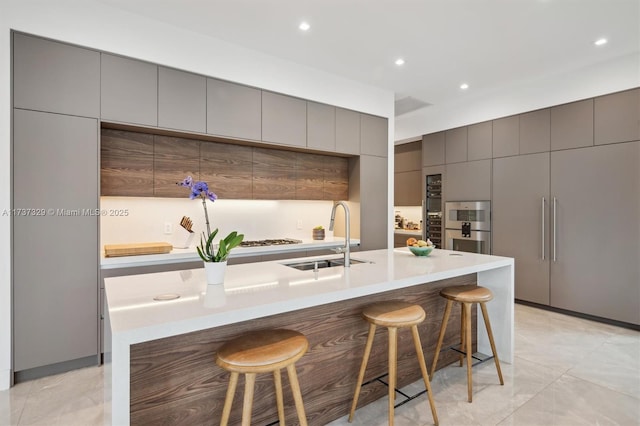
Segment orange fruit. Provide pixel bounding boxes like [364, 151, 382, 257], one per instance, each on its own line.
[406, 237, 418, 246]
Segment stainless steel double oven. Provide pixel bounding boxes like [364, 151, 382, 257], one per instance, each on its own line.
[444, 201, 491, 255]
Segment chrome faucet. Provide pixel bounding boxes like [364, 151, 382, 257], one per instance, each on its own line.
[329, 201, 350, 267]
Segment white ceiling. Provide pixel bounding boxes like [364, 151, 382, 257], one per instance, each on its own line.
[99, 0, 639, 121]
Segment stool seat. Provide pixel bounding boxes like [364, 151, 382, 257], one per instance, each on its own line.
[216, 329, 309, 426]
[440, 285, 493, 303]
[363, 301, 426, 327]
[216, 329, 308, 372]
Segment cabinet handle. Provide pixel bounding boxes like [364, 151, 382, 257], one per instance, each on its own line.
[553, 197, 557, 262]
[541, 197, 546, 260]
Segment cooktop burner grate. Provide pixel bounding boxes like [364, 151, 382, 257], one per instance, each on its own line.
[240, 238, 303, 247]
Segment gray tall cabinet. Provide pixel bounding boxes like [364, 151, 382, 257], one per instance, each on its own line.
[491, 92, 640, 325]
[12, 33, 100, 378]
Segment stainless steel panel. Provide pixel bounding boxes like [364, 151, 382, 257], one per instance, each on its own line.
[445, 200, 491, 231]
[445, 229, 491, 254]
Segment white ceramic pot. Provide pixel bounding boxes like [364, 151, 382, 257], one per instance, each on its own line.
[204, 261, 227, 285]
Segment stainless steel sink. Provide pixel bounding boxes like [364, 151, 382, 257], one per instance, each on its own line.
[284, 258, 369, 271]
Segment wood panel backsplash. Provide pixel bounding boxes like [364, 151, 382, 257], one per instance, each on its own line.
[101, 128, 349, 200]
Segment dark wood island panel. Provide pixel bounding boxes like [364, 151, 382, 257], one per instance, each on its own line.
[130, 273, 477, 425]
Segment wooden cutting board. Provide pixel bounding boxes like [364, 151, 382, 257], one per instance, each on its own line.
[104, 242, 173, 257]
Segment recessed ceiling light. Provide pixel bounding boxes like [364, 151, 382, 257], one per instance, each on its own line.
[460, 83, 469, 90]
[594, 38, 608, 46]
[299, 21, 310, 31]
[395, 58, 405, 66]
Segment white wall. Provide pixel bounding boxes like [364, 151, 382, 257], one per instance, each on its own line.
[395, 52, 640, 141]
[1, 0, 395, 389]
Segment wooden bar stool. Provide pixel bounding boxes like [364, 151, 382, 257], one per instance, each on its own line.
[215, 329, 309, 426]
[430, 285, 504, 402]
[349, 301, 439, 426]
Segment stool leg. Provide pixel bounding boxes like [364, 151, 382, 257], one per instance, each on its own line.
[286, 363, 308, 426]
[480, 302, 504, 385]
[463, 303, 473, 402]
[411, 325, 439, 426]
[241, 373, 256, 426]
[388, 327, 398, 426]
[349, 323, 376, 422]
[430, 300, 453, 378]
[459, 303, 466, 367]
[220, 371, 239, 426]
[273, 369, 286, 426]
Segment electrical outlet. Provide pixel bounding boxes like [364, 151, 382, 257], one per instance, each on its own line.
[296, 219, 303, 230]
[164, 222, 173, 234]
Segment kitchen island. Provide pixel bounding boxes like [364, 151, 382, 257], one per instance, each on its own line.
[105, 247, 513, 425]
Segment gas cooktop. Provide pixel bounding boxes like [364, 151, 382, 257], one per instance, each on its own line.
[240, 238, 303, 247]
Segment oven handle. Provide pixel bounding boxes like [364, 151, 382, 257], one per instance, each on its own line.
[541, 197, 545, 260]
[552, 197, 557, 262]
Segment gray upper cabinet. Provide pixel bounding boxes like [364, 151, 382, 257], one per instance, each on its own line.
[444, 159, 491, 201]
[467, 121, 492, 161]
[307, 101, 336, 151]
[360, 114, 388, 157]
[395, 141, 421, 172]
[520, 109, 550, 154]
[594, 88, 640, 145]
[101, 53, 158, 126]
[445, 127, 467, 163]
[492, 116, 519, 158]
[158, 67, 206, 133]
[550, 98, 593, 150]
[13, 33, 100, 118]
[13, 109, 98, 372]
[422, 132, 445, 166]
[262, 91, 306, 147]
[207, 78, 261, 141]
[335, 107, 360, 155]
[394, 170, 421, 206]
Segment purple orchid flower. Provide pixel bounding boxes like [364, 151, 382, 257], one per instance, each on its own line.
[177, 176, 217, 236]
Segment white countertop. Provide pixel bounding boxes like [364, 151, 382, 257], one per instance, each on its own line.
[106, 247, 514, 425]
[100, 237, 360, 269]
[105, 248, 511, 344]
[394, 228, 423, 235]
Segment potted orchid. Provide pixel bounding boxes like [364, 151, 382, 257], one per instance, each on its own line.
[178, 176, 244, 285]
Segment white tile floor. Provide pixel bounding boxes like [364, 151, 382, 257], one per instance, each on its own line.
[1, 304, 639, 425]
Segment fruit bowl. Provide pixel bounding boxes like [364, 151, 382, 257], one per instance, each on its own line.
[409, 245, 435, 256]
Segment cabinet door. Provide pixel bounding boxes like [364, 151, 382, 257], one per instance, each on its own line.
[467, 121, 492, 161]
[262, 92, 306, 147]
[520, 109, 550, 154]
[101, 53, 158, 126]
[550, 99, 594, 151]
[323, 156, 349, 201]
[360, 114, 388, 157]
[100, 129, 154, 197]
[13, 33, 100, 117]
[207, 78, 261, 141]
[335, 107, 360, 155]
[594, 88, 640, 145]
[252, 147, 296, 199]
[200, 142, 253, 199]
[493, 153, 550, 304]
[395, 141, 422, 172]
[445, 127, 467, 164]
[444, 159, 491, 202]
[158, 67, 206, 133]
[307, 102, 336, 151]
[422, 132, 445, 166]
[359, 155, 388, 250]
[394, 170, 421, 206]
[153, 136, 200, 197]
[13, 109, 98, 371]
[550, 141, 639, 324]
[492, 116, 519, 158]
[295, 152, 325, 200]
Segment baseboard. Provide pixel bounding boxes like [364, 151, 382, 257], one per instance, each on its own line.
[0, 368, 10, 390]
